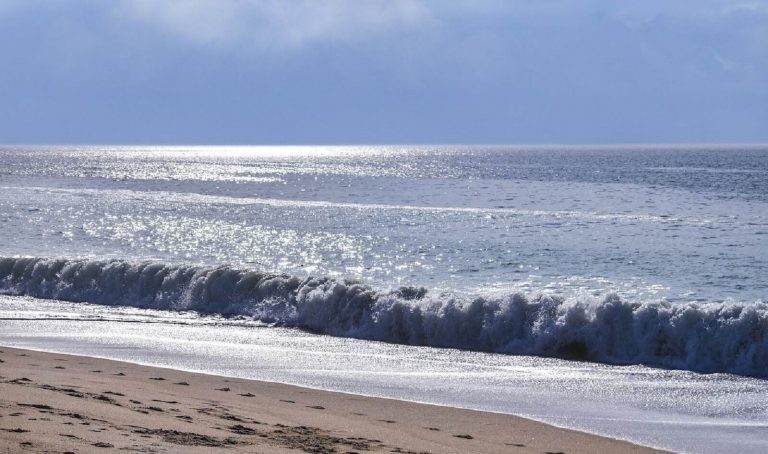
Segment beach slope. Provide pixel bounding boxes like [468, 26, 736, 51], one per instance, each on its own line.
[0, 347, 665, 453]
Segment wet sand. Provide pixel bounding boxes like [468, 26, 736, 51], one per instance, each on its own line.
[0, 347, 666, 453]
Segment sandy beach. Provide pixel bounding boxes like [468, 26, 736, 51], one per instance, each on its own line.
[0, 346, 665, 453]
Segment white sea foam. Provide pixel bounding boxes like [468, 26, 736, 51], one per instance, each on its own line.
[2, 256, 765, 377]
[0, 185, 710, 224]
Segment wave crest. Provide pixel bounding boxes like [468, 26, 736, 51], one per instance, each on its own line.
[1, 257, 766, 377]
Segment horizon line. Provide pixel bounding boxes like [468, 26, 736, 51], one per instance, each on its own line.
[3, 142, 768, 148]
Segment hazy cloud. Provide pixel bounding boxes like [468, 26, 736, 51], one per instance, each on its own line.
[114, 0, 433, 51]
[0, 0, 765, 143]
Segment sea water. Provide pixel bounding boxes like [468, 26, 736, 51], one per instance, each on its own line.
[1, 145, 766, 452]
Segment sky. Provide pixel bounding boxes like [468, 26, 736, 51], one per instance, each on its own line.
[0, 0, 766, 144]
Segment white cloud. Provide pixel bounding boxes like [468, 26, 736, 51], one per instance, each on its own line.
[114, 0, 433, 51]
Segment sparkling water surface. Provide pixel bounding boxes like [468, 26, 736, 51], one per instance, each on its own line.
[1, 145, 767, 453]
[2, 144, 767, 302]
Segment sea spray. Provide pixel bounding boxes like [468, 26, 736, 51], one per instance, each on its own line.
[1, 256, 766, 377]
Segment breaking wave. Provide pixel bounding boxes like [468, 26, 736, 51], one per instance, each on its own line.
[1, 256, 766, 377]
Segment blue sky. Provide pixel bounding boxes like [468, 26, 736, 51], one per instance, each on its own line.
[0, 0, 766, 144]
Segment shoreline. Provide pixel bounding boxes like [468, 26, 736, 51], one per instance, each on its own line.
[0, 346, 668, 453]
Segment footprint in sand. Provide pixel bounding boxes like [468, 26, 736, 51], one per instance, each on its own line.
[113, 372, 125, 376]
[149, 377, 166, 381]
[18, 403, 53, 411]
[307, 405, 325, 410]
[54, 366, 65, 369]
[425, 427, 440, 431]
[229, 424, 258, 435]
[280, 399, 295, 404]
[216, 387, 231, 392]
[377, 419, 396, 424]
[505, 442, 526, 447]
[453, 434, 474, 439]
[238, 392, 255, 397]
[89, 370, 102, 373]
[174, 381, 189, 386]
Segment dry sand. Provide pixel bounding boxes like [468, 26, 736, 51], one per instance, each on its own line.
[0, 346, 667, 453]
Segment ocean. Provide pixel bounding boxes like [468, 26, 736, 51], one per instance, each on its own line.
[1, 144, 766, 452]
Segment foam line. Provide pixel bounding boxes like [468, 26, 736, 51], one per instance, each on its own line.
[1, 257, 765, 377]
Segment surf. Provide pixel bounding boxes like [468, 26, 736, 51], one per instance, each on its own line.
[1, 256, 765, 377]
